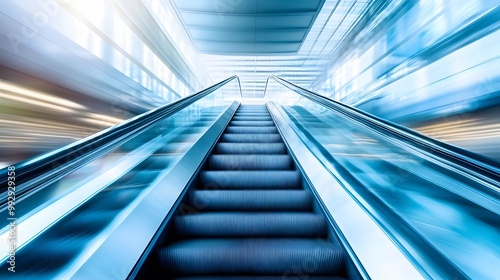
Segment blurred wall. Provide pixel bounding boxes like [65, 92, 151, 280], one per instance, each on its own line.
[0, 0, 211, 165]
[314, 0, 500, 161]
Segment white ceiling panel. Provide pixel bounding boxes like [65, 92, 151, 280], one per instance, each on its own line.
[170, 0, 373, 98]
[172, 0, 325, 55]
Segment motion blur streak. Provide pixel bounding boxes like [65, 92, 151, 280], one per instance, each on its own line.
[0, 1, 499, 279]
[411, 107, 500, 161]
[0, 80, 86, 109]
[315, 0, 500, 162]
[0, 80, 124, 166]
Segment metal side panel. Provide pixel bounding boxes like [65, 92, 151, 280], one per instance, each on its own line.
[266, 101, 424, 280]
[62, 102, 240, 279]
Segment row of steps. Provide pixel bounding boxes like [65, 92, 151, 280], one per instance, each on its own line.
[156, 105, 347, 278]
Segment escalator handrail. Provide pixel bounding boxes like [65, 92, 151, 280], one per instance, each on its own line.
[264, 75, 500, 185]
[0, 75, 242, 199]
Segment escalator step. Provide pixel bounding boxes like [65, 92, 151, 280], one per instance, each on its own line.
[175, 213, 326, 237]
[214, 143, 286, 154]
[230, 121, 275, 126]
[237, 108, 268, 111]
[189, 190, 312, 211]
[221, 134, 282, 143]
[234, 113, 270, 117]
[200, 171, 300, 189]
[237, 107, 268, 109]
[209, 155, 292, 170]
[232, 116, 272, 121]
[174, 277, 345, 280]
[237, 108, 268, 110]
[159, 238, 344, 275]
[225, 126, 278, 134]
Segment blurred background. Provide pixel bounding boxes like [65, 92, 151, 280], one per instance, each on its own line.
[0, 0, 499, 167]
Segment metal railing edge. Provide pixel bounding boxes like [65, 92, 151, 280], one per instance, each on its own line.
[264, 75, 500, 186]
[0, 75, 242, 200]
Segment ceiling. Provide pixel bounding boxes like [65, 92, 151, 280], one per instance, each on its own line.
[172, 0, 325, 55]
[171, 0, 373, 99]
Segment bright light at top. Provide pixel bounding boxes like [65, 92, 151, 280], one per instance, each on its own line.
[67, 0, 106, 26]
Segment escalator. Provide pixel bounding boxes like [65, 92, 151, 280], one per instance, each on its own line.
[143, 105, 350, 278]
[2, 75, 497, 279]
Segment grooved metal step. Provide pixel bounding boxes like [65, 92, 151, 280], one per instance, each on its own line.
[221, 133, 282, 143]
[214, 143, 286, 154]
[189, 190, 312, 211]
[225, 126, 278, 134]
[209, 154, 292, 170]
[159, 238, 345, 275]
[175, 213, 326, 237]
[229, 121, 275, 126]
[200, 170, 301, 189]
[232, 116, 273, 121]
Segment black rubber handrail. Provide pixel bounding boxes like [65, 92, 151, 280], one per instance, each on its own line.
[264, 75, 500, 187]
[0, 75, 242, 200]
